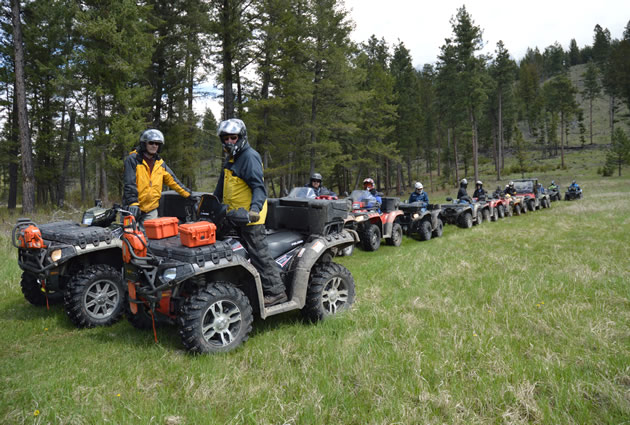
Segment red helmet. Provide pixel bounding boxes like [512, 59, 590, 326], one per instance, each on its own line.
[363, 178, 375, 190]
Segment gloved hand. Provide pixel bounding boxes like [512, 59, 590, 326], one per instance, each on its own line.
[248, 210, 260, 223]
[128, 205, 141, 219]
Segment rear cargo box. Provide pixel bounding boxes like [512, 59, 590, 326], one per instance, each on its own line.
[144, 217, 179, 240]
[179, 221, 216, 247]
[39, 220, 114, 248]
[147, 237, 233, 267]
[380, 197, 400, 213]
[266, 198, 350, 235]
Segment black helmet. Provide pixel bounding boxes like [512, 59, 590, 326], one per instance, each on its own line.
[139, 129, 165, 153]
[217, 118, 248, 157]
[311, 173, 322, 183]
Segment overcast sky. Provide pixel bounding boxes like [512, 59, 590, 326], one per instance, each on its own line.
[344, 0, 629, 67]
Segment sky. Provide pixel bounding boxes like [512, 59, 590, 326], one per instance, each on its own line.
[344, 0, 629, 67]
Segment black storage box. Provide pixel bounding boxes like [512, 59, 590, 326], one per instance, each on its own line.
[148, 236, 233, 267]
[158, 190, 207, 222]
[380, 197, 400, 213]
[39, 221, 113, 248]
[266, 198, 350, 235]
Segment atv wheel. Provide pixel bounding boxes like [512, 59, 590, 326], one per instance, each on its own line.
[179, 282, 253, 354]
[432, 218, 444, 238]
[20, 272, 64, 306]
[529, 200, 536, 211]
[491, 208, 498, 221]
[302, 262, 355, 322]
[514, 204, 521, 216]
[498, 205, 505, 219]
[418, 219, 432, 241]
[64, 265, 125, 328]
[360, 223, 381, 251]
[474, 210, 482, 226]
[386, 223, 403, 247]
[482, 208, 491, 223]
[339, 243, 355, 257]
[459, 212, 473, 229]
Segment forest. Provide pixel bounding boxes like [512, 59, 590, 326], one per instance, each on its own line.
[2, 0, 630, 213]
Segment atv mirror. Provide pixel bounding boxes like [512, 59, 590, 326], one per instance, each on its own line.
[446, 197, 453, 202]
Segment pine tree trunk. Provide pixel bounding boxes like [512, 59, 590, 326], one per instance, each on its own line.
[452, 129, 459, 185]
[222, 0, 235, 119]
[58, 110, 75, 207]
[11, 0, 36, 213]
[589, 98, 593, 145]
[560, 112, 565, 168]
[498, 89, 503, 180]
[8, 95, 19, 209]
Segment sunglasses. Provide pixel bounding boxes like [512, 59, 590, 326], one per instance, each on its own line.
[147, 141, 161, 146]
[222, 135, 239, 141]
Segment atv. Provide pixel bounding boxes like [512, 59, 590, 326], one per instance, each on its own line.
[122, 194, 358, 354]
[12, 192, 199, 328]
[348, 190, 404, 251]
[283, 187, 355, 257]
[548, 184, 561, 202]
[440, 197, 487, 229]
[512, 178, 552, 211]
[565, 186, 583, 201]
[398, 202, 443, 241]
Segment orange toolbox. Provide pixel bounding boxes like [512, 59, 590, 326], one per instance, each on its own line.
[179, 221, 216, 247]
[143, 217, 179, 240]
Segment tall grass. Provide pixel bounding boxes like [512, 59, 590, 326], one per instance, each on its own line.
[0, 177, 628, 424]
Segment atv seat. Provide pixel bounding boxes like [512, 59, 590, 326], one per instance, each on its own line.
[266, 230, 304, 260]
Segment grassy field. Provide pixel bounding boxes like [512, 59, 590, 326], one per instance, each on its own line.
[0, 175, 629, 424]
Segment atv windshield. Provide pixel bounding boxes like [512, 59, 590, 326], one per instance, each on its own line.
[287, 187, 316, 199]
[349, 190, 379, 208]
[514, 181, 534, 193]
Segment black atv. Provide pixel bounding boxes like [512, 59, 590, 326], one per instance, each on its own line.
[12, 192, 199, 328]
[565, 186, 583, 201]
[440, 197, 488, 229]
[123, 194, 359, 354]
[548, 185, 561, 202]
[398, 202, 443, 241]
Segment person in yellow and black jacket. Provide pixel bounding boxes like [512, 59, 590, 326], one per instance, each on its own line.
[214, 119, 287, 307]
[123, 129, 192, 228]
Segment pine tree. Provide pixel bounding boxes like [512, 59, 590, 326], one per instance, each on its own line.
[581, 61, 600, 145]
[450, 6, 487, 182]
[490, 40, 516, 179]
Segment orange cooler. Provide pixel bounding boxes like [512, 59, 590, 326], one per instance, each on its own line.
[144, 217, 179, 239]
[179, 221, 216, 247]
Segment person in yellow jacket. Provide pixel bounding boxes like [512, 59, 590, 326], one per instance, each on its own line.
[214, 118, 287, 307]
[123, 129, 192, 227]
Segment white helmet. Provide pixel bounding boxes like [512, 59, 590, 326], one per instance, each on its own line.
[476, 180, 483, 186]
[460, 178, 468, 186]
[414, 182, 423, 190]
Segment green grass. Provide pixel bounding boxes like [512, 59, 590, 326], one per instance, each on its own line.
[1, 176, 629, 424]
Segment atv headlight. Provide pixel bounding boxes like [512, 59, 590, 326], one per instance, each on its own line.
[355, 215, 365, 222]
[412, 213, 419, 220]
[50, 249, 63, 262]
[162, 267, 177, 282]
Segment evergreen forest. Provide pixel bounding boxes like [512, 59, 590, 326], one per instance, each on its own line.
[2, 1, 630, 213]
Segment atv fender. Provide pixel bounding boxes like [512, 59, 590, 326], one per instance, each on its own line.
[262, 229, 359, 319]
[381, 210, 403, 238]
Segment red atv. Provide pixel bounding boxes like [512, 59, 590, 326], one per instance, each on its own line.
[348, 190, 403, 251]
[513, 178, 552, 211]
